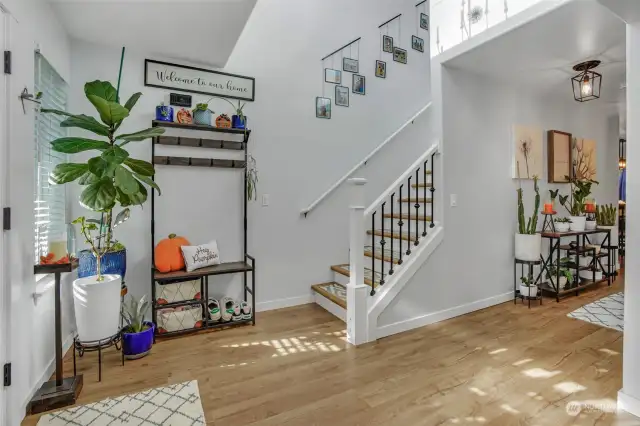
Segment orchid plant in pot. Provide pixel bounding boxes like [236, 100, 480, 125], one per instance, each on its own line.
[515, 173, 541, 261]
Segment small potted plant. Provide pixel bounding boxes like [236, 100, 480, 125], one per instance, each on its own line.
[122, 295, 154, 359]
[228, 100, 247, 129]
[547, 262, 573, 289]
[193, 102, 214, 126]
[515, 174, 541, 261]
[77, 210, 130, 279]
[585, 215, 597, 230]
[156, 102, 173, 122]
[559, 176, 597, 232]
[519, 276, 538, 298]
[553, 217, 571, 233]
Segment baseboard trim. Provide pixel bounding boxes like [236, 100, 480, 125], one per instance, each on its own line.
[376, 291, 513, 339]
[619, 390, 640, 418]
[256, 295, 314, 312]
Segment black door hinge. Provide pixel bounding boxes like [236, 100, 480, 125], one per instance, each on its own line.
[3, 363, 10, 386]
[4, 51, 11, 74]
[3, 207, 10, 231]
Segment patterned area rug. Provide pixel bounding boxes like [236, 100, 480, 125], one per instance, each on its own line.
[567, 292, 624, 332]
[37, 381, 205, 426]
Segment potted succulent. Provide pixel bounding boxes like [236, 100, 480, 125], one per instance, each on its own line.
[122, 295, 154, 359]
[42, 55, 164, 342]
[515, 174, 541, 261]
[155, 102, 173, 122]
[193, 102, 214, 126]
[553, 217, 571, 233]
[519, 276, 538, 298]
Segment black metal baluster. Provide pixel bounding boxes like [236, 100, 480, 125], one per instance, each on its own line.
[398, 185, 404, 265]
[380, 202, 386, 286]
[423, 160, 428, 236]
[371, 212, 376, 296]
[406, 176, 412, 255]
[415, 168, 420, 246]
[389, 193, 395, 275]
[430, 153, 436, 228]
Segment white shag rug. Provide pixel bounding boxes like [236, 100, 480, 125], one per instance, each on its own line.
[37, 380, 205, 426]
[567, 292, 624, 332]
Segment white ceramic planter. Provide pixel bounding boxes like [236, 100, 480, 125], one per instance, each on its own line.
[73, 274, 122, 342]
[515, 233, 541, 262]
[579, 270, 603, 281]
[519, 284, 539, 298]
[569, 216, 586, 231]
[579, 255, 593, 267]
[585, 220, 597, 230]
[555, 222, 570, 232]
[554, 275, 568, 289]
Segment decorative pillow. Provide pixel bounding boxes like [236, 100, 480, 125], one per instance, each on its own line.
[181, 241, 220, 272]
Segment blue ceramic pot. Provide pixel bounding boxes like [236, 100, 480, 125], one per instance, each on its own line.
[123, 322, 155, 359]
[232, 114, 247, 129]
[193, 109, 212, 125]
[78, 249, 127, 279]
[155, 105, 173, 122]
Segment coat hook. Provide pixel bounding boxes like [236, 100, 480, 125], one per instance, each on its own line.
[19, 88, 42, 114]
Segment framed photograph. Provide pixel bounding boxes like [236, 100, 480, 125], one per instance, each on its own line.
[343, 58, 359, 73]
[324, 68, 342, 84]
[335, 86, 349, 107]
[375, 60, 386, 78]
[352, 74, 366, 95]
[412, 35, 424, 53]
[393, 47, 407, 64]
[547, 130, 572, 183]
[316, 97, 331, 119]
[420, 13, 429, 31]
[383, 35, 394, 53]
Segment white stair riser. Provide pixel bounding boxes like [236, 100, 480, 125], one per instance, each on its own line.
[333, 272, 350, 286]
[313, 291, 346, 322]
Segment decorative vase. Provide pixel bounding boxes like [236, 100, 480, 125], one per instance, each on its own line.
[78, 249, 126, 280]
[555, 223, 570, 233]
[193, 109, 212, 126]
[519, 283, 539, 298]
[122, 322, 155, 360]
[585, 220, 597, 230]
[515, 233, 541, 261]
[569, 216, 586, 231]
[232, 114, 247, 129]
[73, 274, 122, 342]
[556, 276, 568, 289]
[155, 105, 173, 122]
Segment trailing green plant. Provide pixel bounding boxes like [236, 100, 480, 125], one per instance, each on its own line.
[517, 172, 540, 235]
[246, 154, 258, 201]
[554, 217, 571, 223]
[41, 49, 163, 280]
[596, 204, 616, 226]
[122, 294, 151, 333]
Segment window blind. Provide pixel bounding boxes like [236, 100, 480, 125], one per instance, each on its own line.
[34, 53, 68, 262]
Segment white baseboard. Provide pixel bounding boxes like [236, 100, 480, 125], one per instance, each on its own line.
[619, 390, 640, 418]
[256, 294, 313, 312]
[313, 292, 346, 322]
[376, 291, 513, 339]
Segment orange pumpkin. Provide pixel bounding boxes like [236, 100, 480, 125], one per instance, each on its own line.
[154, 234, 191, 273]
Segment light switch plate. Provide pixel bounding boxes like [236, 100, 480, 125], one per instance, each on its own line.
[262, 194, 269, 206]
[450, 194, 457, 207]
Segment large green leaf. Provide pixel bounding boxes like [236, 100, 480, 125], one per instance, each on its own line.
[101, 146, 129, 164]
[80, 177, 116, 211]
[134, 173, 161, 195]
[84, 80, 118, 102]
[88, 157, 116, 178]
[124, 158, 154, 176]
[49, 163, 89, 184]
[114, 165, 138, 195]
[87, 95, 129, 126]
[115, 182, 147, 207]
[123, 92, 142, 112]
[51, 138, 111, 154]
[116, 127, 165, 142]
[78, 171, 100, 185]
[40, 109, 110, 136]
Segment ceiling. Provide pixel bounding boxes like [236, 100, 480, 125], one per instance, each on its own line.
[598, 0, 640, 24]
[444, 0, 626, 115]
[49, 0, 257, 68]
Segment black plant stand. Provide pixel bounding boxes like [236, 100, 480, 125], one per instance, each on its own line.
[514, 258, 542, 308]
[73, 331, 124, 382]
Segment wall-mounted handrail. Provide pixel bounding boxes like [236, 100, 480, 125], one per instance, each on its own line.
[300, 102, 433, 217]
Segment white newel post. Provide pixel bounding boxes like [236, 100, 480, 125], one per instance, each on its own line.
[347, 178, 370, 345]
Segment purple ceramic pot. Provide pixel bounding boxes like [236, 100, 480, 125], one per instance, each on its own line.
[122, 321, 154, 359]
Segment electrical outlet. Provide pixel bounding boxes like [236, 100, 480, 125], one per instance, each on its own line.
[450, 194, 457, 207]
[262, 194, 269, 206]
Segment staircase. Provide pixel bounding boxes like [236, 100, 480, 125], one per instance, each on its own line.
[311, 143, 442, 344]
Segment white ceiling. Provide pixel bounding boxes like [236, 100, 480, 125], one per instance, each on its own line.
[49, 0, 257, 68]
[598, 0, 640, 24]
[444, 0, 626, 114]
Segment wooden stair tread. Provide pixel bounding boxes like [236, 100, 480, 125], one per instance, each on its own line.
[383, 213, 432, 221]
[364, 247, 401, 264]
[311, 282, 347, 309]
[331, 264, 380, 287]
[399, 198, 432, 203]
[411, 183, 433, 188]
[367, 229, 413, 241]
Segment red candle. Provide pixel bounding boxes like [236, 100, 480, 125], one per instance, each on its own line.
[544, 203, 553, 214]
[585, 203, 595, 213]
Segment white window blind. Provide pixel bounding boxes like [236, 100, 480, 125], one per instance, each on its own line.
[34, 53, 68, 262]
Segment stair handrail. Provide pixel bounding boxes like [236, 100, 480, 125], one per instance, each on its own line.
[300, 102, 433, 217]
[364, 142, 439, 216]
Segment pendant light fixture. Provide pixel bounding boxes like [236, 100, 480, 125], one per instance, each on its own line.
[571, 60, 602, 102]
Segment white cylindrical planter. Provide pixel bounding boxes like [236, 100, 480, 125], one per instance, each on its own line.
[515, 233, 541, 261]
[579, 270, 603, 281]
[73, 274, 122, 342]
[519, 284, 539, 298]
[585, 220, 597, 230]
[555, 222, 570, 233]
[569, 216, 586, 231]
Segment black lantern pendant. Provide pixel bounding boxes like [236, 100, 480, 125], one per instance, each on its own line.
[571, 60, 602, 102]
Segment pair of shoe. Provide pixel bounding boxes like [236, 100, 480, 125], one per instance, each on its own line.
[207, 297, 252, 322]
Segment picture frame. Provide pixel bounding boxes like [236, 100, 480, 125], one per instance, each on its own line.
[342, 58, 359, 73]
[412, 35, 424, 53]
[335, 86, 349, 107]
[375, 60, 387, 78]
[324, 68, 342, 84]
[420, 13, 429, 31]
[352, 74, 366, 95]
[547, 130, 572, 183]
[383, 35, 394, 53]
[316, 97, 331, 119]
[393, 47, 407, 64]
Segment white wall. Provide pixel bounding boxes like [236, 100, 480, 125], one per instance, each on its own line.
[379, 65, 620, 329]
[0, 0, 71, 424]
[67, 0, 433, 313]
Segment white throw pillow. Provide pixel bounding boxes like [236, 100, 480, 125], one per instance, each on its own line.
[181, 241, 221, 272]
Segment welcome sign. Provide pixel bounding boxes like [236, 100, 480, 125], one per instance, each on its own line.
[144, 60, 255, 102]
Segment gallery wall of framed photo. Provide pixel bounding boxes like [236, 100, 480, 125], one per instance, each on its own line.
[316, 0, 429, 119]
